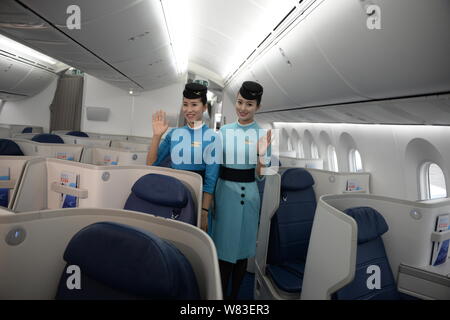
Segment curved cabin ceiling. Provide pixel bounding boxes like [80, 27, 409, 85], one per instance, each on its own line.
[0, 0, 301, 92]
[189, 0, 299, 79]
[0, 0, 182, 92]
[0, 0, 449, 125]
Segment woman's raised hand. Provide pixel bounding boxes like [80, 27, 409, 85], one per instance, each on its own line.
[152, 110, 169, 137]
[257, 129, 272, 157]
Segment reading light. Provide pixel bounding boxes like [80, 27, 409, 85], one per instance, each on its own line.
[0, 34, 57, 65]
[160, 0, 191, 76]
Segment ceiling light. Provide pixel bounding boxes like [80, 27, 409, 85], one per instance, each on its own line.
[0, 34, 57, 65]
[160, 0, 191, 76]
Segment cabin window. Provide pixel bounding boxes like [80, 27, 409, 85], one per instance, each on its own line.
[420, 163, 447, 200]
[327, 145, 339, 172]
[349, 149, 363, 172]
[287, 137, 294, 152]
[298, 140, 305, 158]
[310, 142, 319, 159]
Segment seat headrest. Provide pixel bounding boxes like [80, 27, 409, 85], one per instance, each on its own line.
[0, 139, 24, 156]
[31, 134, 64, 144]
[344, 207, 389, 244]
[132, 174, 189, 208]
[22, 127, 33, 133]
[66, 131, 89, 138]
[63, 222, 199, 299]
[281, 168, 315, 191]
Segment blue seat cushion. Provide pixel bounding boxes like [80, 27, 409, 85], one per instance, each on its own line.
[281, 168, 315, 191]
[334, 238, 400, 300]
[344, 207, 389, 244]
[334, 207, 400, 300]
[266, 261, 305, 293]
[0, 139, 23, 156]
[124, 174, 196, 225]
[266, 169, 317, 294]
[268, 187, 317, 265]
[32, 134, 64, 144]
[56, 222, 200, 300]
[66, 131, 89, 138]
[22, 127, 33, 133]
[128, 174, 189, 208]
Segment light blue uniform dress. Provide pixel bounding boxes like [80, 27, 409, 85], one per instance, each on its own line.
[153, 124, 220, 195]
[211, 121, 265, 263]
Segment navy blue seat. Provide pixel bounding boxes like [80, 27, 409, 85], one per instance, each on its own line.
[56, 222, 200, 300]
[21, 127, 33, 133]
[334, 207, 400, 300]
[66, 131, 89, 138]
[266, 168, 316, 293]
[31, 134, 64, 144]
[0, 139, 24, 156]
[124, 174, 197, 226]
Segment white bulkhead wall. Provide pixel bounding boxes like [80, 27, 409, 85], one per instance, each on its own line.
[272, 122, 450, 202]
[82, 74, 185, 137]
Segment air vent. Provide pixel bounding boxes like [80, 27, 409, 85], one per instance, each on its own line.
[128, 31, 150, 41]
[149, 59, 163, 67]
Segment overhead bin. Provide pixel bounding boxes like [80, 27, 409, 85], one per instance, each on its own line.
[0, 34, 59, 101]
[0, 62, 55, 99]
[261, 24, 366, 109]
[225, 0, 450, 111]
[245, 60, 295, 110]
[308, 0, 450, 99]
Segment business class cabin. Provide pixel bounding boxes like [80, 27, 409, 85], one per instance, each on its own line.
[0, 0, 449, 301]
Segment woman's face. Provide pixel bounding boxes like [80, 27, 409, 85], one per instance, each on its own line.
[235, 93, 259, 123]
[182, 97, 206, 125]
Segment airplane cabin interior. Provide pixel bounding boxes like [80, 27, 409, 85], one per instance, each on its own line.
[0, 0, 449, 302]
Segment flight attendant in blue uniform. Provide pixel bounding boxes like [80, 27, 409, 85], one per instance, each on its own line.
[211, 81, 272, 299]
[147, 83, 220, 230]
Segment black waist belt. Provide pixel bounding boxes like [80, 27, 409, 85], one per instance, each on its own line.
[220, 166, 255, 183]
[191, 170, 205, 180]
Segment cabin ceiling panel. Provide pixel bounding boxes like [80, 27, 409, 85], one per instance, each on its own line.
[0, 0, 143, 91]
[309, 0, 450, 99]
[190, 0, 298, 78]
[228, 0, 449, 118]
[393, 99, 450, 126]
[2, 0, 177, 92]
[11, 66, 56, 96]
[261, 14, 368, 110]
[255, 94, 450, 126]
[20, 0, 169, 63]
[341, 104, 402, 124]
